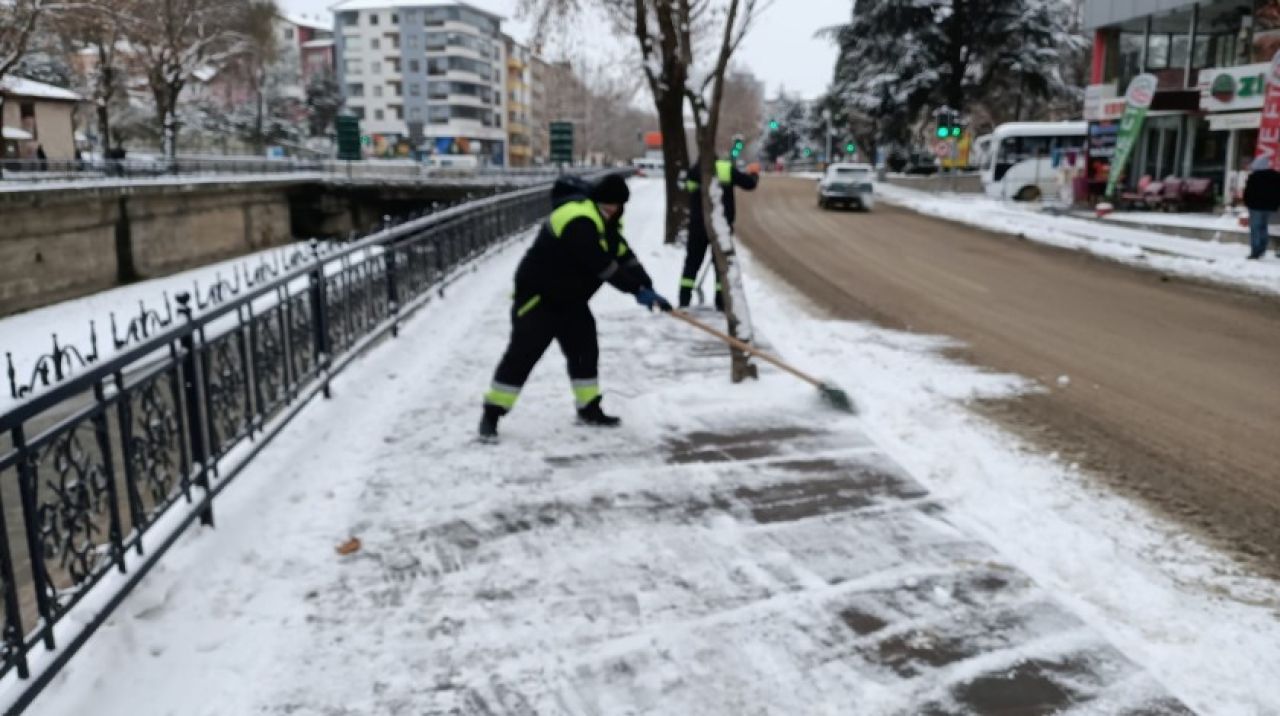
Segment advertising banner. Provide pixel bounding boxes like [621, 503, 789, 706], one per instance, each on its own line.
[1105, 74, 1158, 198]
[1254, 50, 1280, 168]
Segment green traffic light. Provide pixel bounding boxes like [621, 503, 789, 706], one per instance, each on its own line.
[845, 143, 856, 153]
[803, 148, 812, 157]
[769, 120, 780, 131]
[950, 126, 962, 138]
[936, 127, 949, 139]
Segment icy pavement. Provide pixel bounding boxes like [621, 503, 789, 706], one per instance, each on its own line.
[25, 180, 1280, 715]
[876, 183, 1280, 297]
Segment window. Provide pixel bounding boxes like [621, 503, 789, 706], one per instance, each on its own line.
[371, 38, 381, 50]
[428, 105, 450, 123]
[369, 12, 379, 25]
[389, 34, 400, 49]
[371, 61, 381, 74]
[345, 59, 363, 75]
[409, 83, 420, 96]
[392, 105, 403, 120]
[19, 102, 35, 119]
[1147, 34, 1169, 69]
[428, 81, 448, 99]
[345, 35, 362, 50]
[341, 11, 357, 26]
[350, 106, 366, 119]
[389, 81, 402, 96]
[373, 85, 383, 97]
[375, 109, 384, 120]
[389, 58, 400, 72]
[410, 106, 421, 119]
[409, 59, 420, 73]
[283, 28, 294, 40]
[346, 83, 364, 97]
[391, 13, 399, 24]
[408, 36, 418, 49]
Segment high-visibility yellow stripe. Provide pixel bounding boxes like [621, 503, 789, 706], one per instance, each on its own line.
[680, 277, 696, 288]
[484, 388, 518, 410]
[716, 160, 733, 185]
[550, 200, 605, 237]
[516, 295, 541, 317]
[617, 241, 628, 257]
[573, 383, 601, 408]
[685, 180, 700, 193]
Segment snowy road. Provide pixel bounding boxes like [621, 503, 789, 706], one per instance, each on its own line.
[738, 176, 1280, 588]
[24, 179, 1280, 715]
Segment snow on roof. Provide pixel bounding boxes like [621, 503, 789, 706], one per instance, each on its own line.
[282, 12, 332, 31]
[3, 126, 34, 140]
[0, 76, 82, 102]
[302, 38, 337, 48]
[327, 0, 504, 21]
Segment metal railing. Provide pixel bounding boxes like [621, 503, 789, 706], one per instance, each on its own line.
[0, 181, 553, 712]
[0, 157, 575, 185]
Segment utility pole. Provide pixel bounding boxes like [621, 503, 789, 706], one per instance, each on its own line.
[822, 108, 832, 166]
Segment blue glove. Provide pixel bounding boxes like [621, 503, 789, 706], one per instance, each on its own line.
[635, 287, 673, 313]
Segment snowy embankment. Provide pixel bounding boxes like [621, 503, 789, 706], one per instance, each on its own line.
[877, 182, 1280, 296]
[18, 179, 1280, 715]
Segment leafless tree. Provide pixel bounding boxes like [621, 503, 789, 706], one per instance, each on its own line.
[236, 0, 281, 154]
[716, 66, 764, 154]
[521, 0, 695, 244]
[684, 0, 771, 380]
[59, 0, 129, 156]
[121, 0, 246, 158]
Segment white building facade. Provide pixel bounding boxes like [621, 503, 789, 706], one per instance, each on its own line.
[333, 0, 507, 165]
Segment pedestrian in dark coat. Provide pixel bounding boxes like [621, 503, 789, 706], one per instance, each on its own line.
[1244, 155, 1280, 259]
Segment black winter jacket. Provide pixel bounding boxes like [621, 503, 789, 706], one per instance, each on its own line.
[1244, 168, 1280, 211]
[513, 179, 650, 308]
[686, 157, 759, 233]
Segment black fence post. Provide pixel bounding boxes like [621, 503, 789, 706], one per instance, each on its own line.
[175, 293, 215, 528]
[308, 240, 332, 399]
[0, 451, 29, 678]
[386, 242, 400, 339]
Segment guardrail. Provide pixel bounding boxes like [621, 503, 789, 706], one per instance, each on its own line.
[0, 180, 554, 713]
[0, 157, 576, 184]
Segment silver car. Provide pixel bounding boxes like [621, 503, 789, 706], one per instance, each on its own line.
[818, 162, 875, 211]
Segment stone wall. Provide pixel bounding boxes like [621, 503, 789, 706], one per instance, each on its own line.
[0, 181, 296, 316]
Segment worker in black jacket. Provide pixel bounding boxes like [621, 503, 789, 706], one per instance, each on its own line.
[479, 174, 671, 441]
[679, 156, 759, 309]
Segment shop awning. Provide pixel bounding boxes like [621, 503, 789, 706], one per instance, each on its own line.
[2, 126, 33, 140]
[1209, 112, 1262, 132]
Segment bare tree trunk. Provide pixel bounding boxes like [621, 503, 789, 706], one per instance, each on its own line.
[657, 89, 689, 245]
[255, 70, 265, 155]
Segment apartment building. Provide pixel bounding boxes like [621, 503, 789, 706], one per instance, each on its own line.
[504, 35, 533, 167]
[333, 0, 507, 164]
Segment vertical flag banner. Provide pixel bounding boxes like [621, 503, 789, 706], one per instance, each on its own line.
[1255, 50, 1280, 168]
[1105, 74, 1157, 198]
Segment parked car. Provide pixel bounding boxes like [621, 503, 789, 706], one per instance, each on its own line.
[818, 162, 876, 210]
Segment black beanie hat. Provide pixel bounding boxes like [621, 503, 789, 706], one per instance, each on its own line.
[591, 174, 631, 204]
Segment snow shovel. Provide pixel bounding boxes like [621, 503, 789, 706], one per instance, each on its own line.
[668, 310, 857, 414]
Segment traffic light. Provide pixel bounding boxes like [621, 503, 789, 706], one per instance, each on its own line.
[769, 119, 780, 131]
[949, 124, 964, 139]
[845, 142, 856, 154]
[730, 135, 746, 159]
[934, 109, 963, 140]
[802, 147, 812, 158]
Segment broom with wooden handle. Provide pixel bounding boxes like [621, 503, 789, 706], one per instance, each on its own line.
[669, 310, 857, 414]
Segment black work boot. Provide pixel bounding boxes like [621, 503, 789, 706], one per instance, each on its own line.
[678, 287, 693, 308]
[478, 405, 504, 442]
[577, 397, 621, 427]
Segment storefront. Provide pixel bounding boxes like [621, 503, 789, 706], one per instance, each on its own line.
[1198, 62, 1267, 204]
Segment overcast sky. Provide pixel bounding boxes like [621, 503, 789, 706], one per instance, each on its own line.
[282, 0, 851, 100]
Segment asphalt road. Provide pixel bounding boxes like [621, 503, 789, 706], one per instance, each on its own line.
[736, 176, 1280, 572]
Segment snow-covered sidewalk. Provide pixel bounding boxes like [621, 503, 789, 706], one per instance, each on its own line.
[23, 180, 1280, 715]
[877, 183, 1280, 297]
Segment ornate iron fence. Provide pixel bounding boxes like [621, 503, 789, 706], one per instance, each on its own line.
[0, 181, 553, 712]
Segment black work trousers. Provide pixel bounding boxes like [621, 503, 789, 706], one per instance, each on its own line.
[679, 224, 726, 308]
[484, 300, 600, 413]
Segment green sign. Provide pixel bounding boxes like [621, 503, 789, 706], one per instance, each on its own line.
[550, 121, 574, 164]
[1106, 74, 1157, 199]
[336, 115, 362, 160]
